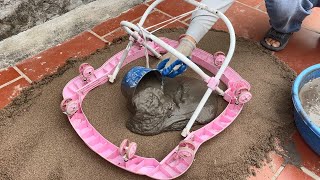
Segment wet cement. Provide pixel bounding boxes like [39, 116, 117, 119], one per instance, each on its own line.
[0, 29, 297, 179]
[299, 77, 320, 127]
[127, 75, 218, 135]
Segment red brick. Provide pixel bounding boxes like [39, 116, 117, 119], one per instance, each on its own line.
[104, 11, 187, 42]
[150, 0, 198, 17]
[248, 152, 284, 180]
[104, 29, 127, 42]
[17, 32, 106, 82]
[213, 2, 269, 41]
[303, 8, 320, 33]
[257, 1, 267, 12]
[92, 4, 148, 37]
[291, 132, 320, 176]
[0, 78, 30, 109]
[0, 67, 20, 85]
[277, 164, 313, 180]
[238, 0, 263, 7]
[274, 28, 320, 74]
[143, 11, 187, 30]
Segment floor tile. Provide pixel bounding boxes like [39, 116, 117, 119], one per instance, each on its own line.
[150, 0, 198, 17]
[0, 67, 20, 85]
[257, 1, 267, 12]
[92, 4, 148, 37]
[237, 0, 263, 7]
[213, 2, 269, 41]
[143, 11, 187, 30]
[17, 32, 106, 82]
[0, 78, 30, 109]
[274, 28, 320, 74]
[291, 132, 320, 176]
[302, 8, 320, 33]
[248, 152, 284, 180]
[104, 11, 187, 42]
[277, 164, 313, 180]
[104, 29, 127, 42]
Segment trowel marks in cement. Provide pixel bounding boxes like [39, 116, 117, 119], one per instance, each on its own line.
[0, 30, 296, 180]
[127, 76, 218, 135]
[299, 77, 320, 127]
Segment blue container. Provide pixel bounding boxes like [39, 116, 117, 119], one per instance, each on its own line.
[121, 66, 163, 100]
[292, 64, 320, 155]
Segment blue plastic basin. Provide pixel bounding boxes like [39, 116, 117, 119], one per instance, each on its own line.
[292, 64, 320, 155]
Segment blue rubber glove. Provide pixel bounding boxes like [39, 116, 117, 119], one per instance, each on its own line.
[157, 36, 195, 78]
[157, 58, 188, 78]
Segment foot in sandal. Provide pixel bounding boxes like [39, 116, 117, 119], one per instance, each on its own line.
[260, 28, 293, 52]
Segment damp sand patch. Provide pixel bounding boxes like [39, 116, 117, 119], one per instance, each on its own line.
[0, 30, 296, 179]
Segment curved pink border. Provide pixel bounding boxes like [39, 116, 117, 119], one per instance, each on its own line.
[62, 38, 249, 179]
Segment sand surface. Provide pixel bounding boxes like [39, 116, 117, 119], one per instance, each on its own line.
[0, 30, 296, 179]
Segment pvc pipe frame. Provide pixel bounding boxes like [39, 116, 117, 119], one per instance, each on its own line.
[116, 0, 236, 137]
[137, 0, 236, 81]
[108, 36, 161, 83]
[108, 41, 133, 83]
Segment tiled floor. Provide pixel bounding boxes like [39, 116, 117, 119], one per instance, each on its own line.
[0, 0, 319, 179]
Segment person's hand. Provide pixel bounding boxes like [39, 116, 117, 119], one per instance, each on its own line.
[157, 58, 187, 78]
[157, 35, 196, 78]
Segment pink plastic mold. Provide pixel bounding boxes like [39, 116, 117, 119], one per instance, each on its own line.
[61, 38, 251, 179]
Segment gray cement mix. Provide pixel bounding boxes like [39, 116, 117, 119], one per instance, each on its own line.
[299, 77, 320, 127]
[0, 29, 297, 179]
[127, 75, 218, 135]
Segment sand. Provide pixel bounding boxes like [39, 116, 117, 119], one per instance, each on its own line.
[299, 77, 320, 127]
[0, 30, 296, 180]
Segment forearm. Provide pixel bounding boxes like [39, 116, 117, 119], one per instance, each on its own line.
[186, 0, 234, 43]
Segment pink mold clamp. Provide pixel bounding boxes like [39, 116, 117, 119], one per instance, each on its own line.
[61, 37, 251, 179]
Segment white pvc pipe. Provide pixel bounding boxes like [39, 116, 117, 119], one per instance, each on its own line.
[212, 12, 235, 80]
[108, 0, 165, 83]
[216, 87, 224, 96]
[120, 0, 236, 136]
[138, 0, 164, 26]
[181, 88, 213, 137]
[122, 27, 161, 58]
[121, 8, 236, 82]
[108, 41, 133, 83]
[128, 0, 237, 83]
[123, 24, 225, 97]
[121, 21, 210, 81]
[183, 0, 236, 81]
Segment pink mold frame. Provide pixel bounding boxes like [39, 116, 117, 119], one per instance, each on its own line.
[62, 37, 251, 179]
[61, 0, 252, 179]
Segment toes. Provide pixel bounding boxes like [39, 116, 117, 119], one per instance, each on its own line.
[269, 39, 276, 44]
[269, 39, 280, 47]
[272, 41, 281, 48]
[265, 38, 272, 46]
[265, 38, 281, 48]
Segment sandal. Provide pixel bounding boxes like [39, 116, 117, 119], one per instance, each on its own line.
[260, 28, 293, 51]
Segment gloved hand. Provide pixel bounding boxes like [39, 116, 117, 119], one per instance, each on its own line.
[157, 35, 196, 78]
[157, 58, 188, 78]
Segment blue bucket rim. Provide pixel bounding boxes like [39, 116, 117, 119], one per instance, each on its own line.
[292, 63, 320, 137]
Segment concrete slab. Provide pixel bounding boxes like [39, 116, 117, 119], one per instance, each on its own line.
[0, 0, 144, 69]
[0, 0, 97, 40]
